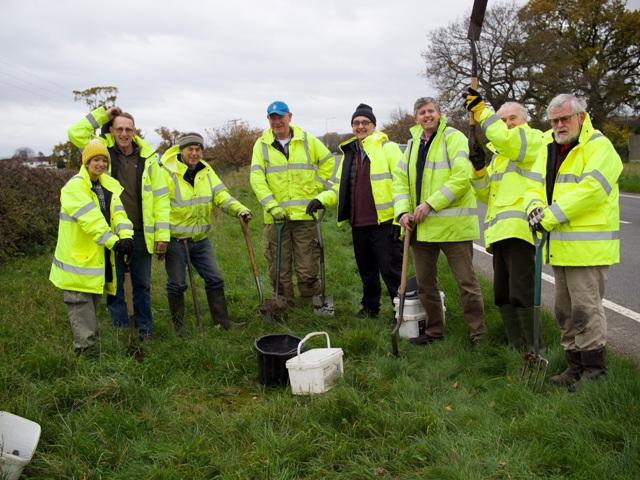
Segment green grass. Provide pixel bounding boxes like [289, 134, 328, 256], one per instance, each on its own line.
[1, 168, 639, 479]
[620, 163, 640, 193]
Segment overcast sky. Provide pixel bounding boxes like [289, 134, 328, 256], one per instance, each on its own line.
[1, 0, 638, 158]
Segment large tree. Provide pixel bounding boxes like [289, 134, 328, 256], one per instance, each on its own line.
[520, 0, 640, 125]
[421, 0, 640, 125]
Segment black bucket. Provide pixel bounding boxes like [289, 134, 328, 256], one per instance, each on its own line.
[255, 334, 301, 386]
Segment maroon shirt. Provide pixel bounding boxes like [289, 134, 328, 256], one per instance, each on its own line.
[351, 148, 378, 227]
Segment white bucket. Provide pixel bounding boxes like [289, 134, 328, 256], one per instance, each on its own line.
[0, 411, 41, 480]
[286, 331, 343, 395]
[393, 291, 446, 339]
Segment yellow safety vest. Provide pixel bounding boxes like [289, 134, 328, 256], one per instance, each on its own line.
[250, 124, 337, 224]
[393, 117, 479, 242]
[160, 145, 248, 241]
[336, 131, 402, 226]
[525, 113, 621, 266]
[471, 108, 544, 251]
[49, 166, 133, 295]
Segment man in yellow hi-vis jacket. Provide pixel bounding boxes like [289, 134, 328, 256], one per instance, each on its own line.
[526, 93, 622, 388]
[393, 97, 486, 346]
[160, 133, 250, 334]
[464, 90, 544, 350]
[68, 106, 170, 340]
[250, 101, 337, 306]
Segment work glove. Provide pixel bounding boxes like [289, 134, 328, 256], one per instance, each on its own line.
[305, 199, 323, 215]
[113, 238, 134, 257]
[528, 207, 545, 232]
[463, 87, 486, 121]
[269, 206, 287, 221]
[469, 141, 487, 171]
[239, 210, 252, 223]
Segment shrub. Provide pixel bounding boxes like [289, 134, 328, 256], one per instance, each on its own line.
[0, 161, 73, 263]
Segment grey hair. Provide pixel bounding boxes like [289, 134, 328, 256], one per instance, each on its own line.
[413, 97, 440, 115]
[497, 102, 529, 122]
[546, 94, 587, 117]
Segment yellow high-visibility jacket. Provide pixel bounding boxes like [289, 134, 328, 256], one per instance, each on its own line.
[335, 131, 403, 226]
[471, 108, 544, 251]
[50, 166, 133, 295]
[525, 113, 621, 266]
[393, 117, 479, 242]
[250, 125, 337, 224]
[160, 145, 248, 241]
[68, 106, 170, 253]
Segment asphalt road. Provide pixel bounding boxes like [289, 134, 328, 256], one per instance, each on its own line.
[473, 192, 640, 364]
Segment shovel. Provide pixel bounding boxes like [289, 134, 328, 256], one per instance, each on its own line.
[467, 0, 488, 149]
[123, 255, 144, 362]
[183, 239, 204, 336]
[391, 227, 412, 357]
[522, 231, 549, 390]
[239, 216, 272, 322]
[264, 221, 289, 319]
[311, 210, 335, 316]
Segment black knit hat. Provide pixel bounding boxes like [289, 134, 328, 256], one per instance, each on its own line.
[351, 103, 376, 126]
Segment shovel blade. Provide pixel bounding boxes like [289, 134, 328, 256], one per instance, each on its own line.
[312, 295, 335, 316]
[467, 0, 488, 40]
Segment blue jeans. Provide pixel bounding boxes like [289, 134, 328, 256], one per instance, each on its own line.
[165, 238, 224, 296]
[107, 231, 153, 337]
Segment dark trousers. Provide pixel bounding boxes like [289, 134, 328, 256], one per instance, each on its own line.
[492, 238, 535, 308]
[352, 223, 403, 313]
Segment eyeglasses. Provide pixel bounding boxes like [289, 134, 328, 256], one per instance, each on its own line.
[352, 120, 372, 127]
[549, 113, 578, 126]
[113, 127, 135, 134]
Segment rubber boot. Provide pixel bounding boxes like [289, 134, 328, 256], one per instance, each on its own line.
[206, 289, 232, 330]
[580, 347, 607, 381]
[168, 294, 184, 337]
[516, 306, 542, 352]
[499, 304, 523, 349]
[549, 350, 582, 387]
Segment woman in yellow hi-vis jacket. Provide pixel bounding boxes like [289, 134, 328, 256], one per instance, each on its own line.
[50, 141, 133, 355]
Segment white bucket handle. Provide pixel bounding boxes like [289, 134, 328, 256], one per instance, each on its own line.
[296, 331, 331, 361]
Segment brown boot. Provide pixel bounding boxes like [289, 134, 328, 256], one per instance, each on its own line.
[206, 289, 232, 330]
[168, 294, 184, 336]
[549, 350, 582, 387]
[581, 347, 607, 381]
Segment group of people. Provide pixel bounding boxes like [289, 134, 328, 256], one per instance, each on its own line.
[49, 89, 622, 389]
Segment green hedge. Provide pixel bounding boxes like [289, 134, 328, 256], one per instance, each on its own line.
[0, 161, 73, 263]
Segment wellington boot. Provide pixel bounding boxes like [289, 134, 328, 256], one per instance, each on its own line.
[549, 350, 582, 387]
[206, 289, 232, 330]
[168, 294, 185, 337]
[516, 306, 542, 352]
[499, 304, 523, 349]
[580, 347, 607, 381]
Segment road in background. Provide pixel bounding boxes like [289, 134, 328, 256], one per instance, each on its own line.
[473, 192, 640, 364]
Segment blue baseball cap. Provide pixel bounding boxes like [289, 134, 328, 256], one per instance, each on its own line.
[267, 101, 290, 116]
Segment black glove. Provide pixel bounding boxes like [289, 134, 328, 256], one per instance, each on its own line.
[528, 207, 545, 232]
[462, 87, 485, 114]
[469, 141, 487, 171]
[114, 238, 134, 257]
[306, 199, 323, 215]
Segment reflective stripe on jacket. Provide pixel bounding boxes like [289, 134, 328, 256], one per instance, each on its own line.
[471, 108, 544, 251]
[68, 106, 170, 253]
[250, 124, 337, 224]
[336, 131, 403, 226]
[160, 145, 248, 241]
[392, 117, 479, 242]
[49, 166, 133, 295]
[525, 113, 621, 266]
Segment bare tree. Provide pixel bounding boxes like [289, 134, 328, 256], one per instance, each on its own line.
[73, 86, 119, 110]
[205, 120, 261, 171]
[154, 126, 186, 155]
[382, 108, 416, 144]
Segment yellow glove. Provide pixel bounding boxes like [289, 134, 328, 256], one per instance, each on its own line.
[269, 206, 286, 221]
[463, 87, 486, 122]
